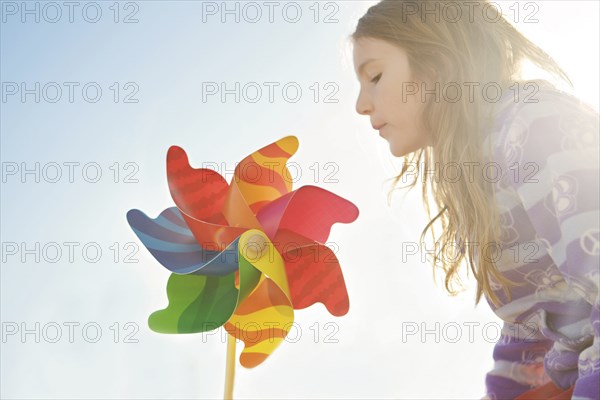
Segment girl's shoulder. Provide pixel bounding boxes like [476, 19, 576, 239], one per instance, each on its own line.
[487, 79, 599, 168]
[497, 79, 598, 127]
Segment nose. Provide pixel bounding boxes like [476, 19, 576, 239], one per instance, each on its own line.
[355, 88, 372, 115]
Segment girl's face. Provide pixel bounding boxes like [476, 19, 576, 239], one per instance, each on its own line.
[353, 37, 432, 157]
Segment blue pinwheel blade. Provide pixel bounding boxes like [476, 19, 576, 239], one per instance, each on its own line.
[126, 207, 239, 276]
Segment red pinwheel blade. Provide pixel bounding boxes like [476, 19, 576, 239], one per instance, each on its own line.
[272, 229, 350, 316]
[167, 145, 252, 250]
[256, 185, 359, 243]
[167, 145, 229, 224]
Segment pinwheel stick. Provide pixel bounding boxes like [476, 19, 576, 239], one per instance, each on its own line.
[224, 333, 236, 399]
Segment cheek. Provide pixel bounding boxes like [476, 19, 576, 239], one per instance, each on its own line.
[386, 89, 421, 129]
[380, 88, 403, 121]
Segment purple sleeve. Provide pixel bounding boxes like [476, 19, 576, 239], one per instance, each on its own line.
[500, 89, 600, 399]
[485, 321, 554, 399]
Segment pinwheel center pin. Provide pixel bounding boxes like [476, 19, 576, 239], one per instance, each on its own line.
[242, 233, 268, 261]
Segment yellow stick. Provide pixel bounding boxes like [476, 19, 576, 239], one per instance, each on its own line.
[224, 333, 236, 400]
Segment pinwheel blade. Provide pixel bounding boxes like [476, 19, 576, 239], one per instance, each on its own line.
[167, 145, 229, 224]
[148, 273, 238, 333]
[224, 229, 294, 368]
[256, 185, 359, 243]
[273, 229, 350, 316]
[222, 136, 299, 227]
[126, 207, 239, 276]
[148, 235, 263, 334]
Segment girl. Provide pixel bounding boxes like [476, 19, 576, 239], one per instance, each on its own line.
[351, 1, 599, 399]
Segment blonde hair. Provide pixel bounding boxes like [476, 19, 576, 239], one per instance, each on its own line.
[351, 0, 572, 306]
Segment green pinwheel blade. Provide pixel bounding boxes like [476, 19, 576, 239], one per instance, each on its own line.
[148, 251, 262, 334]
[148, 272, 238, 333]
[238, 254, 261, 303]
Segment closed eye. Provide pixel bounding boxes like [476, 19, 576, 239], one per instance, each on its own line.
[371, 73, 382, 84]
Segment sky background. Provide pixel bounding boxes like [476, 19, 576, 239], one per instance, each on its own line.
[1, 1, 598, 399]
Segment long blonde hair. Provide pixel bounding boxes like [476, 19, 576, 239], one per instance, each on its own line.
[351, 0, 572, 306]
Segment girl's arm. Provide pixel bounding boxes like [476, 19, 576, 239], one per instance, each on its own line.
[485, 320, 554, 399]
[499, 87, 599, 399]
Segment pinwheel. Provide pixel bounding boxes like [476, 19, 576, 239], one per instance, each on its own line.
[126, 136, 359, 398]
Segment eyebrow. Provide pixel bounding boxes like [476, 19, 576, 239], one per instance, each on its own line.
[356, 58, 377, 78]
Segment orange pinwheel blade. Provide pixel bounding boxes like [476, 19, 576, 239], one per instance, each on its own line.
[222, 136, 299, 228]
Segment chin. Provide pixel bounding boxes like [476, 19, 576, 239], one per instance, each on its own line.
[389, 140, 427, 157]
[389, 144, 410, 158]
[391, 149, 408, 157]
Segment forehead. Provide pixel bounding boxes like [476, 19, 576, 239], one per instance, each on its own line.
[353, 38, 407, 76]
[353, 37, 395, 60]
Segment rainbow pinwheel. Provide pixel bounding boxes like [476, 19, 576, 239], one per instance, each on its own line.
[126, 136, 359, 372]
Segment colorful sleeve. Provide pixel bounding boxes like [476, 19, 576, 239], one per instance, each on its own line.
[485, 321, 555, 399]
[498, 88, 600, 399]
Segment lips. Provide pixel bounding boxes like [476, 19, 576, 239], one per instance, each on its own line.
[372, 123, 387, 130]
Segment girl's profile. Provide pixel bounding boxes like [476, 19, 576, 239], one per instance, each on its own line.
[351, 1, 599, 399]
